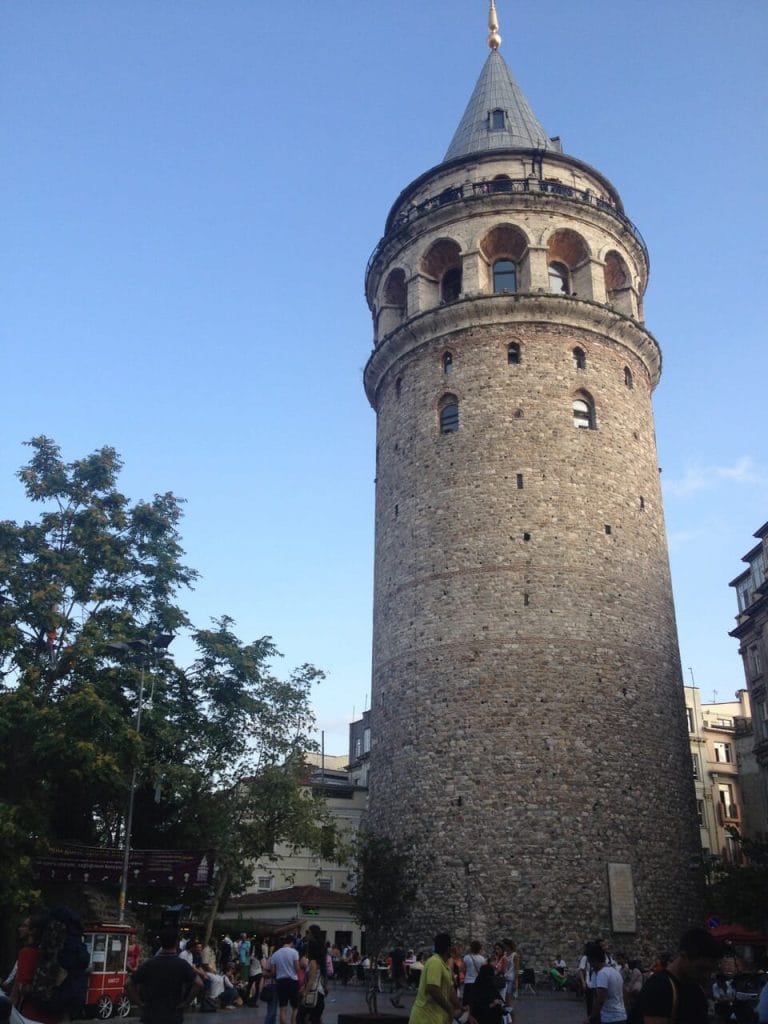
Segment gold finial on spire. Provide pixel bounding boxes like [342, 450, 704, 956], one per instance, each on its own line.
[488, 0, 502, 50]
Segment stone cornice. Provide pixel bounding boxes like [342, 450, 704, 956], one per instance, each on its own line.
[363, 292, 661, 408]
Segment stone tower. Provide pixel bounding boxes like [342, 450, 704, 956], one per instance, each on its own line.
[363, 4, 702, 957]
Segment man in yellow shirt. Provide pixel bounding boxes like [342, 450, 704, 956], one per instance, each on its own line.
[408, 934, 461, 1024]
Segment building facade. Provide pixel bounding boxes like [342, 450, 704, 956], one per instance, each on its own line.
[224, 753, 367, 948]
[684, 686, 755, 865]
[363, 5, 701, 958]
[729, 520, 768, 834]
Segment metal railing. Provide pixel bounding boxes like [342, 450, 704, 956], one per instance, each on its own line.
[367, 175, 648, 279]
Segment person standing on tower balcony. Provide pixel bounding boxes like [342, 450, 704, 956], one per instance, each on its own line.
[408, 933, 461, 1024]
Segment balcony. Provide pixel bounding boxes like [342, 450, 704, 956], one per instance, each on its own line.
[368, 175, 649, 277]
[716, 802, 740, 825]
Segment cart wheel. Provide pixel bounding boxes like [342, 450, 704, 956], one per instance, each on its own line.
[115, 995, 131, 1018]
[95, 995, 114, 1019]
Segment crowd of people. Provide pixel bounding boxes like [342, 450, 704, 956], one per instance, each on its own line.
[403, 927, 768, 1024]
[3, 915, 768, 1024]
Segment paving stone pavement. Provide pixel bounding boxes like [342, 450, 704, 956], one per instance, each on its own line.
[186, 983, 586, 1024]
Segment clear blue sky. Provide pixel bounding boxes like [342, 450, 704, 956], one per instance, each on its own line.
[2, 2, 767, 752]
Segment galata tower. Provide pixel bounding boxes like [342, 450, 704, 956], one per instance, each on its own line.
[363, 3, 702, 956]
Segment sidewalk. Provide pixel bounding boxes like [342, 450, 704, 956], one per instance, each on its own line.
[206, 982, 585, 1024]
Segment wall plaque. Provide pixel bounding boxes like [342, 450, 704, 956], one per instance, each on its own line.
[607, 862, 636, 933]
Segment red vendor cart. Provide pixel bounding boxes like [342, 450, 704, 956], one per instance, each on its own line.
[83, 923, 135, 1019]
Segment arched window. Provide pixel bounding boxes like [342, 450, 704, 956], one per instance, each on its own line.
[572, 395, 596, 430]
[439, 394, 459, 434]
[624, 366, 633, 388]
[489, 174, 513, 194]
[549, 261, 570, 294]
[441, 267, 462, 303]
[507, 342, 521, 365]
[493, 259, 517, 294]
[442, 351, 453, 374]
[572, 347, 586, 370]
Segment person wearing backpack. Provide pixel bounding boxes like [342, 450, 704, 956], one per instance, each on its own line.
[633, 928, 723, 1024]
[12, 910, 89, 1024]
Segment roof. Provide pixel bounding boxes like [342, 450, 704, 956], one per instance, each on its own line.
[225, 885, 355, 910]
[444, 49, 557, 161]
[304, 752, 348, 771]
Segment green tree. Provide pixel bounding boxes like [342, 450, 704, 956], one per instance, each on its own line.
[0, 437, 196, 891]
[0, 437, 329, 944]
[349, 827, 420, 955]
[707, 829, 768, 931]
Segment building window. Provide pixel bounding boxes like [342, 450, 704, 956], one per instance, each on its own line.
[490, 108, 505, 130]
[493, 259, 517, 294]
[686, 707, 694, 732]
[439, 395, 459, 434]
[395, 376, 402, 399]
[548, 261, 569, 294]
[363, 727, 371, 753]
[442, 351, 453, 374]
[713, 742, 733, 764]
[751, 550, 766, 587]
[692, 753, 700, 779]
[572, 395, 595, 429]
[516, 473, 524, 489]
[507, 341, 521, 365]
[318, 878, 333, 891]
[354, 737, 362, 758]
[257, 877, 273, 892]
[749, 645, 762, 677]
[736, 578, 753, 612]
[624, 366, 633, 388]
[697, 800, 705, 827]
[572, 347, 586, 370]
[441, 267, 462, 303]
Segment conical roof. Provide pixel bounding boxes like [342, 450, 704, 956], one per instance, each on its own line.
[444, 49, 556, 161]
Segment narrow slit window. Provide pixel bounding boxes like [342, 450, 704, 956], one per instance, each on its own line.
[516, 474, 524, 489]
[442, 351, 453, 374]
[507, 342, 521, 365]
[439, 395, 459, 434]
[573, 347, 586, 369]
[624, 366, 633, 388]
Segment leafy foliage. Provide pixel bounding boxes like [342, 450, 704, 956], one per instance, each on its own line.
[707, 829, 768, 931]
[0, 437, 328, 937]
[349, 827, 419, 953]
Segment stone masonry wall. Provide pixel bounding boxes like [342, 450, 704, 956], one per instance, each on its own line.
[364, 154, 703, 963]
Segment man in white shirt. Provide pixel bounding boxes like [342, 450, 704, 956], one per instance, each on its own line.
[586, 943, 626, 1024]
[269, 937, 305, 1024]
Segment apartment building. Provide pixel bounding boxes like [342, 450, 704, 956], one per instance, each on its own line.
[729, 520, 768, 834]
[684, 687, 754, 865]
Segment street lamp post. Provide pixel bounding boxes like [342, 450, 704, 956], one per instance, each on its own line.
[108, 633, 173, 923]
